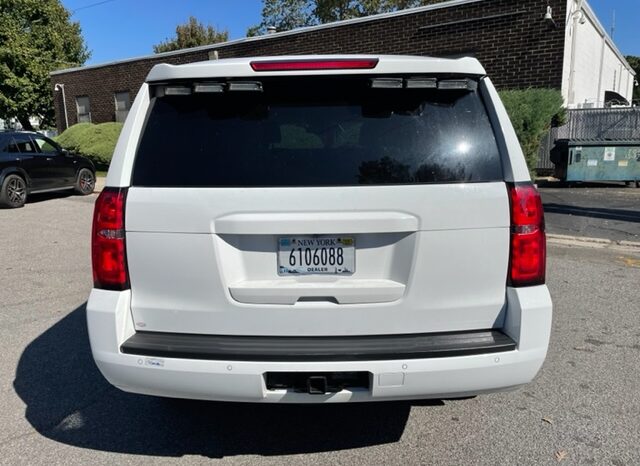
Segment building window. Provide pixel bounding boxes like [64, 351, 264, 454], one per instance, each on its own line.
[76, 96, 91, 123]
[114, 91, 131, 123]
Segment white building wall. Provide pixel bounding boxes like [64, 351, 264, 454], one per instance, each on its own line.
[562, 0, 635, 108]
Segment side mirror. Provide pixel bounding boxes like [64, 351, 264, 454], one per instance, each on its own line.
[61, 149, 71, 157]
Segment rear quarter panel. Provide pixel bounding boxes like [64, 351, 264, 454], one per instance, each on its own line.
[0, 155, 32, 188]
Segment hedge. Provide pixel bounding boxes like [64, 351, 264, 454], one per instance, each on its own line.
[55, 122, 123, 168]
[499, 89, 565, 177]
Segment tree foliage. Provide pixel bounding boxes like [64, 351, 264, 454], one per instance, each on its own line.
[247, 0, 313, 36]
[0, 0, 90, 130]
[314, 0, 424, 22]
[248, 0, 429, 35]
[625, 55, 639, 103]
[499, 89, 565, 177]
[154, 16, 229, 53]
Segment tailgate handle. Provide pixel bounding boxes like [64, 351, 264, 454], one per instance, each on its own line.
[297, 296, 339, 304]
[213, 211, 418, 235]
[229, 279, 405, 305]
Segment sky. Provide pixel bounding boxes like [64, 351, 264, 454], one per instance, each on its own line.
[61, 0, 640, 67]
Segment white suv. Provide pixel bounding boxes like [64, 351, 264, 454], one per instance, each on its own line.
[87, 55, 552, 402]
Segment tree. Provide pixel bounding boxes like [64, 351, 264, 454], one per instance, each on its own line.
[313, 0, 424, 23]
[0, 0, 90, 130]
[625, 55, 640, 103]
[247, 0, 313, 36]
[247, 0, 428, 35]
[154, 16, 229, 53]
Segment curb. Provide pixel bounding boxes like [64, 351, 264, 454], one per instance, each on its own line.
[93, 176, 106, 193]
[547, 233, 640, 252]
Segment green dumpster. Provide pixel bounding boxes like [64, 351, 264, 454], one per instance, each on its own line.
[551, 140, 640, 187]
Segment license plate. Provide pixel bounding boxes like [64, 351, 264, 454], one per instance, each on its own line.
[278, 236, 355, 275]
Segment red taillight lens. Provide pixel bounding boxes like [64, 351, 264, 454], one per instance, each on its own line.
[92, 187, 129, 290]
[250, 58, 379, 72]
[508, 183, 546, 287]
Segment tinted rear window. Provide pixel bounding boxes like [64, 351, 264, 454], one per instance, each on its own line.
[132, 76, 502, 187]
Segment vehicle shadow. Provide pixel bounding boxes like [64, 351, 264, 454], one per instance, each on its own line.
[14, 303, 420, 458]
[536, 180, 635, 189]
[543, 203, 640, 223]
[26, 191, 75, 204]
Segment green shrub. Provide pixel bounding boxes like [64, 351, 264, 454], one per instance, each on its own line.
[55, 122, 123, 168]
[54, 122, 92, 149]
[499, 89, 565, 177]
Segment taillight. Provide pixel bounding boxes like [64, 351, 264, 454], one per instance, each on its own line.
[92, 187, 129, 290]
[507, 183, 546, 287]
[250, 58, 379, 72]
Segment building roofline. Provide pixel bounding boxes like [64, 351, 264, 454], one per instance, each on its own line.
[51, 0, 485, 76]
[582, 0, 635, 76]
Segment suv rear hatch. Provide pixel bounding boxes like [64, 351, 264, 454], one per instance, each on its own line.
[123, 69, 511, 336]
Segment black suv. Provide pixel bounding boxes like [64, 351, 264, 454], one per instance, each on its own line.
[0, 131, 96, 208]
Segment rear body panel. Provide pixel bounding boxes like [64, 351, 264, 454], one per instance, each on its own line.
[126, 184, 510, 336]
[88, 55, 551, 402]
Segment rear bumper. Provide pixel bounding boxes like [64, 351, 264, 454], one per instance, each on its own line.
[86, 286, 552, 403]
[120, 329, 516, 361]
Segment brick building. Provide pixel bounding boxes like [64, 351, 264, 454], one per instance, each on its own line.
[50, 0, 635, 133]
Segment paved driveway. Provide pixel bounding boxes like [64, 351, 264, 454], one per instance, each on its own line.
[0, 192, 639, 465]
[539, 181, 640, 243]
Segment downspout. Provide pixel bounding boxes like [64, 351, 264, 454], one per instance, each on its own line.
[567, 0, 584, 107]
[54, 83, 69, 130]
[596, 29, 606, 106]
[618, 63, 623, 92]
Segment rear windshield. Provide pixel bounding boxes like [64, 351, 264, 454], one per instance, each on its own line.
[132, 76, 502, 187]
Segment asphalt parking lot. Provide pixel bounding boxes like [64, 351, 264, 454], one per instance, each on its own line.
[0, 190, 639, 465]
[539, 181, 640, 243]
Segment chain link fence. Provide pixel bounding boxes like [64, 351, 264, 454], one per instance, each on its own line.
[538, 107, 640, 173]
